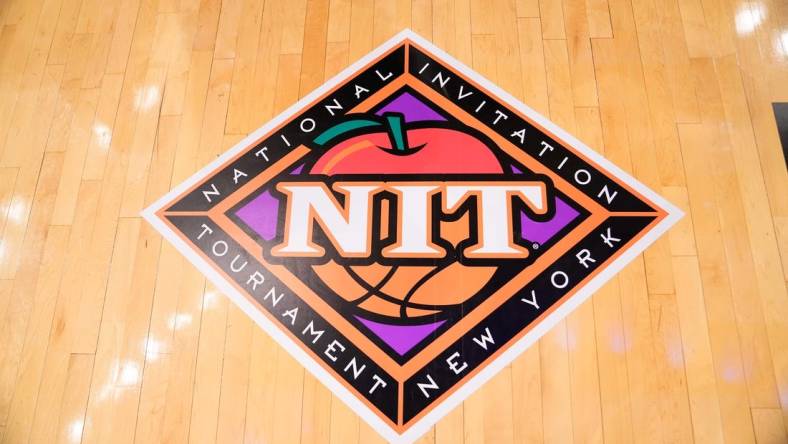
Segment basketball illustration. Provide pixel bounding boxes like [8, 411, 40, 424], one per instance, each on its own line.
[239, 88, 558, 359]
[305, 111, 504, 321]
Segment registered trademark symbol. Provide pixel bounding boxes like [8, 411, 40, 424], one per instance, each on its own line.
[532, 242, 540, 249]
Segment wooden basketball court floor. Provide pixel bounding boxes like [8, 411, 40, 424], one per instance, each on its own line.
[0, 0, 787, 442]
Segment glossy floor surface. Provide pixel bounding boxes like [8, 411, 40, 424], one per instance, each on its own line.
[1, 0, 788, 442]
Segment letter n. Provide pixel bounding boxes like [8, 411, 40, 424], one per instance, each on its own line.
[271, 183, 380, 257]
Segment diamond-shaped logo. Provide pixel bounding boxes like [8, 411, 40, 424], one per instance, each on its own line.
[143, 30, 682, 443]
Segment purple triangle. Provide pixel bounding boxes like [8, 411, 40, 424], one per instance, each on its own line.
[521, 197, 579, 244]
[235, 190, 279, 241]
[510, 164, 580, 244]
[375, 92, 446, 122]
[355, 316, 446, 356]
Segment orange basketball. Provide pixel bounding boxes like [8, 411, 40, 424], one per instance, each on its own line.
[307, 113, 504, 320]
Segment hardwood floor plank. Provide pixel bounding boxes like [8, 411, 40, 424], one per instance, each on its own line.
[52, 354, 94, 444]
[81, 218, 161, 443]
[134, 352, 171, 444]
[188, 285, 229, 444]
[0, 152, 64, 426]
[105, 0, 142, 74]
[713, 51, 788, 423]
[27, 180, 101, 444]
[157, 264, 205, 443]
[751, 407, 788, 444]
[585, 0, 612, 37]
[539, 0, 566, 39]
[516, 0, 540, 18]
[630, 0, 688, 187]
[482, 369, 515, 444]
[568, 107, 605, 444]
[81, 74, 125, 180]
[280, 0, 308, 55]
[299, 0, 330, 96]
[618, 259, 665, 443]
[517, 18, 549, 116]
[326, 0, 351, 43]
[2, 225, 70, 444]
[0, 0, 48, 160]
[678, 121, 756, 443]
[212, 0, 243, 60]
[329, 394, 359, 444]
[215, 305, 253, 443]
[247, 0, 283, 128]
[300, 371, 332, 443]
[0, 0, 63, 165]
[243, 329, 279, 443]
[676, 0, 714, 57]
[223, 0, 264, 134]
[692, 57, 781, 410]
[0, 64, 63, 278]
[648, 292, 695, 443]
[347, 0, 373, 62]
[672, 255, 725, 443]
[544, 39, 577, 131]
[593, 278, 635, 443]
[50, 88, 101, 225]
[0, 168, 18, 243]
[563, 0, 598, 107]
[510, 345, 544, 443]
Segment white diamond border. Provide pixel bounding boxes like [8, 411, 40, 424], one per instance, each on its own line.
[142, 29, 683, 444]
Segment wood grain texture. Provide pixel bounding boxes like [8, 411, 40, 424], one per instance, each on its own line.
[0, 0, 787, 442]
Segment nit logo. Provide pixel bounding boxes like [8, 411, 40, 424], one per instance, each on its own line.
[143, 30, 682, 443]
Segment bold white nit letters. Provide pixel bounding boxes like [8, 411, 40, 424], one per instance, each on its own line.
[271, 181, 547, 259]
